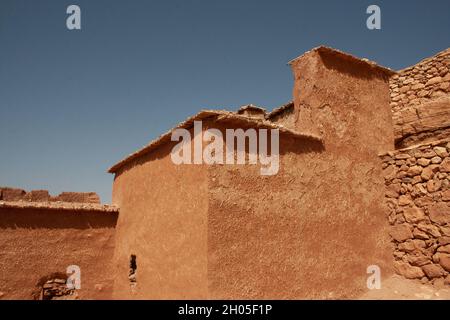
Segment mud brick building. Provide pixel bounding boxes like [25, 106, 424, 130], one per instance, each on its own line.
[0, 46, 449, 299]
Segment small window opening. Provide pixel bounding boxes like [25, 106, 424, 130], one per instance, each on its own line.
[129, 254, 137, 288]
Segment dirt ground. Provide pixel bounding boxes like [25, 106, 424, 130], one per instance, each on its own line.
[359, 275, 450, 300]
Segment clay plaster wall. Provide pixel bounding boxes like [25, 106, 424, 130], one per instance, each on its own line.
[0, 207, 117, 299]
[381, 139, 450, 284]
[110, 48, 398, 299]
[277, 48, 395, 297]
[389, 48, 450, 148]
[111, 135, 209, 299]
[206, 138, 391, 298]
[205, 124, 361, 299]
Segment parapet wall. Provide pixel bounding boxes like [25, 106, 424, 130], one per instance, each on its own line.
[0, 187, 100, 204]
[381, 139, 450, 284]
[0, 205, 118, 299]
[389, 48, 450, 148]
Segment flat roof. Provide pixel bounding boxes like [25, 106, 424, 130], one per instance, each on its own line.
[108, 109, 323, 174]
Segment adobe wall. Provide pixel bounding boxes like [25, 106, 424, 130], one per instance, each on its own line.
[205, 117, 391, 299]
[270, 48, 394, 297]
[0, 187, 100, 204]
[111, 135, 209, 299]
[381, 139, 450, 284]
[266, 103, 296, 128]
[0, 206, 117, 299]
[389, 48, 450, 148]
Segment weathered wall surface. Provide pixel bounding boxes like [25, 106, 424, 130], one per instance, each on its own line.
[277, 48, 394, 297]
[266, 102, 296, 128]
[389, 48, 450, 148]
[205, 46, 396, 298]
[381, 139, 450, 284]
[111, 136, 209, 299]
[0, 187, 100, 204]
[0, 207, 117, 299]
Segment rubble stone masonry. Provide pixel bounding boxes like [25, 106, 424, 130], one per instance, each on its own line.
[389, 48, 450, 148]
[381, 139, 450, 285]
[0, 187, 100, 204]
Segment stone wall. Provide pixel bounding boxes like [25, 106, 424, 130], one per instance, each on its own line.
[389, 48, 450, 148]
[381, 139, 450, 285]
[0, 187, 100, 204]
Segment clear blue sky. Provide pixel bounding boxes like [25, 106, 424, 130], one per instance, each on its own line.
[1, 0, 449, 203]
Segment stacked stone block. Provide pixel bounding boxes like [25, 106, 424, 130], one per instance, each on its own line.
[390, 48, 450, 113]
[0, 187, 100, 204]
[381, 139, 450, 285]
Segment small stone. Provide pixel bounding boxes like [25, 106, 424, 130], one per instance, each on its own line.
[441, 158, 450, 173]
[438, 245, 450, 254]
[407, 165, 423, 177]
[418, 151, 436, 159]
[414, 185, 428, 198]
[426, 179, 441, 192]
[386, 183, 401, 198]
[426, 76, 442, 86]
[398, 239, 426, 253]
[384, 165, 398, 181]
[440, 82, 450, 91]
[394, 260, 425, 279]
[404, 206, 426, 223]
[412, 175, 422, 185]
[431, 156, 442, 164]
[408, 253, 431, 267]
[406, 157, 417, 166]
[400, 85, 411, 93]
[395, 153, 411, 160]
[417, 223, 441, 238]
[417, 158, 431, 166]
[390, 224, 413, 242]
[445, 275, 450, 286]
[442, 190, 450, 201]
[428, 203, 450, 225]
[411, 83, 425, 90]
[398, 194, 413, 206]
[438, 237, 450, 246]
[422, 263, 447, 278]
[413, 228, 430, 240]
[441, 225, 450, 237]
[394, 251, 405, 259]
[421, 167, 434, 180]
[434, 146, 449, 158]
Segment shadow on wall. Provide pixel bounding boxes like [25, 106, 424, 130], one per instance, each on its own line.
[113, 118, 325, 179]
[318, 49, 390, 81]
[0, 208, 118, 230]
